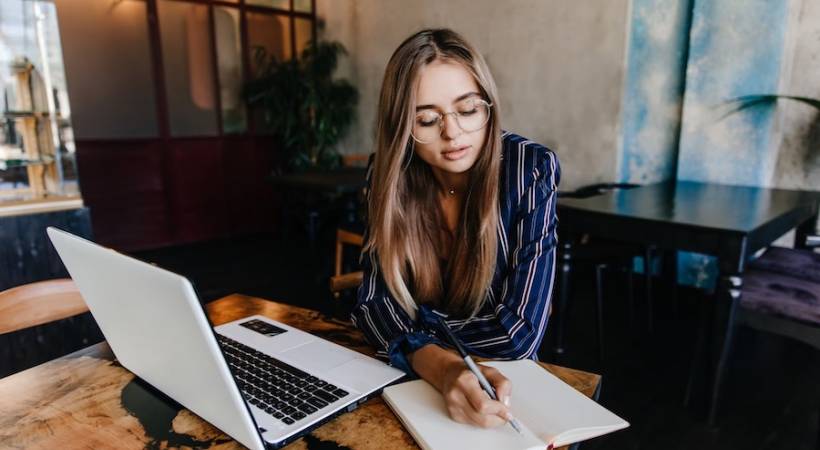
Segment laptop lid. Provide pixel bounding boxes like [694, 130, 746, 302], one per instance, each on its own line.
[47, 227, 266, 450]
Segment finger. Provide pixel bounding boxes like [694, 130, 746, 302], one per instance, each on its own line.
[447, 381, 508, 428]
[481, 366, 512, 406]
[445, 390, 478, 425]
[462, 383, 510, 427]
[460, 398, 509, 428]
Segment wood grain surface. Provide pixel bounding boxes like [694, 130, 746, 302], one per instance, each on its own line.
[0, 294, 600, 449]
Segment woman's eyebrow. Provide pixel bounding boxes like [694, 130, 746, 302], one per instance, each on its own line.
[415, 91, 481, 111]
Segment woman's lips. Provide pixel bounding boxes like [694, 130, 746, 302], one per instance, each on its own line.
[442, 146, 470, 161]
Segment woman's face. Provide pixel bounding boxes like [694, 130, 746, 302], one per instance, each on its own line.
[411, 60, 488, 176]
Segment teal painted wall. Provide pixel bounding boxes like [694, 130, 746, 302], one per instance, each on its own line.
[619, 0, 692, 184]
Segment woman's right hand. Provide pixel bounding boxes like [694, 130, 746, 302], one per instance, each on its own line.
[409, 344, 512, 428]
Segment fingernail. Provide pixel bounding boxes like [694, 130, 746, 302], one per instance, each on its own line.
[502, 395, 510, 406]
[505, 411, 513, 421]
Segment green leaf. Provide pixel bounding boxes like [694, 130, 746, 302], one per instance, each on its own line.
[242, 40, 357, 171]
[720, 94, 820, 121]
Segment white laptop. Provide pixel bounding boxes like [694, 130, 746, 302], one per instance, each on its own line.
[47, 227, 405, 450]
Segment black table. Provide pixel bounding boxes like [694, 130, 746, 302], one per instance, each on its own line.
[270, 168, 367, 243]
[556, 180, 820, 423]
[269, 168, 367, 196]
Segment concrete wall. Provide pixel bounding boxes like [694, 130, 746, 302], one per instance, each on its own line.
[771, 0, 820, 191]
[317, 0, 631, 190]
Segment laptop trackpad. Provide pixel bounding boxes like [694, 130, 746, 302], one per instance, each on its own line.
[281, 340, 355, 372]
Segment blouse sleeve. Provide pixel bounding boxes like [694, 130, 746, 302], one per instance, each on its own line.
[476, 148, 561, 359]
[350, 160, 445, 376]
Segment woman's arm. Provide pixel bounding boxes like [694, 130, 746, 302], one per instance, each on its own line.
[352, 247, 513, 428]
[461, 146, 561, 360]
[409, 343, 513, 428]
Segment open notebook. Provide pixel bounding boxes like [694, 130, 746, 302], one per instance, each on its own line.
[382, 360, 628, 450]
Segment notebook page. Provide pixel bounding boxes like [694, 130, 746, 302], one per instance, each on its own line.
[483, 360, 629, 447]
[382, 378, 546, 450]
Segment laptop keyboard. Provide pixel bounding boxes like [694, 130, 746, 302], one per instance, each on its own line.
[216, 335, 349, 426]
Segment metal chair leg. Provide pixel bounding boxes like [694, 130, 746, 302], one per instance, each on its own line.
[707, 275, 743, 426]
[625, 262, 635, 331]
[644, 246, 655, 333]
[684, 294, 710, 407]
[816, 405, 820, 450]
[553, 242, 573, 358]
[595, 263, 606, 363]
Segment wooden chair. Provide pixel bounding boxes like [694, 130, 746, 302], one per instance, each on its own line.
[341, 153, 370, 168]
[329, 228, 364, 300]
[0, 278, 88, 334]
[0, 278, 94, 378]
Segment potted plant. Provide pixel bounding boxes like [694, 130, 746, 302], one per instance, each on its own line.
[243, 40, 358, 172]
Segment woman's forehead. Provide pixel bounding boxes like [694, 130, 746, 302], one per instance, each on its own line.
[415, 60, 479, 107]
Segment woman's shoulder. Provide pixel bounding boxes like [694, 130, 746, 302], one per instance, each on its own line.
[500, 131, 561, 192]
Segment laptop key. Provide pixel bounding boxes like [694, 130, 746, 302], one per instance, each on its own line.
[333, 389, 348, 398]
[291, 411, 306, 420]
[297, 392, 312, 399]
[282, 417, 295, 425]
[306, 397, 328, 409]
[313, 390, 339, 403]
[298, 404, 317, 414]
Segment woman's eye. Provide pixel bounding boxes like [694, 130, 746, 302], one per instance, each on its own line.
[416, 115, 440, 127]
[458, 108, 478, 116]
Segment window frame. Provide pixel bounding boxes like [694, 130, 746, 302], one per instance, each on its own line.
[146, 0, 317, 138]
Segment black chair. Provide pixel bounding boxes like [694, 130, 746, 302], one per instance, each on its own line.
[701, 235, 820, 444]
[554, 183, 661, 362]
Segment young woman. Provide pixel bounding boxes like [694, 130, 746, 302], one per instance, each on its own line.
[351, 28, 560, 429]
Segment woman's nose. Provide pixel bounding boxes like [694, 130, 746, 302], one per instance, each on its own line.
[441, 113, 462, 140]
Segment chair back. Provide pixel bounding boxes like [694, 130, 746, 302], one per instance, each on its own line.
[0, 278, 88, 335]
[330, 229, 364, 299]
[0, 278, 99, 378]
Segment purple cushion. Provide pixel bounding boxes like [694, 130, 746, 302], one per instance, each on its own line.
[749, 247, 820, 283]
[741, 268, 820, 326]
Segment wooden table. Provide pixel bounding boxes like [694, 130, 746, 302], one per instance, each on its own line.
[0, 294, 601, 450]
[557, 180, 820, 423]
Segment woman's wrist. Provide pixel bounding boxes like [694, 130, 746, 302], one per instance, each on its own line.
[408, 343, 463, 391]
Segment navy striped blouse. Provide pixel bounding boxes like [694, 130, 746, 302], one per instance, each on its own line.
[350, 131, 561, 375]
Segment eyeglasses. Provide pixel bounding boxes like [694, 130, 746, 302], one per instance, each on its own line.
[411, 97, 492, 144]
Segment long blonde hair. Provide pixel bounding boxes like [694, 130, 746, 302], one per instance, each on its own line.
[367, 29, 502, 319]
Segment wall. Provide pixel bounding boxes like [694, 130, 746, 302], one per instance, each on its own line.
[317, 0, 631, 190]
[618, 0, 692, 184]
[672, 0, 799, 287]
[677, 0, 798, 186]
[771, 0, 820, 191]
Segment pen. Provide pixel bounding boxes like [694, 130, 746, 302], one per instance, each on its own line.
[435, 316, 523, 434]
